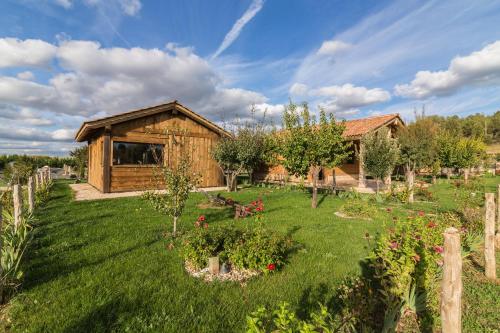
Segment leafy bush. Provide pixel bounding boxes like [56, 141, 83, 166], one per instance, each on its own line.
[1, 209, 34, 302]
[339, 199, 378, 219]
[35, 180, 52, 207]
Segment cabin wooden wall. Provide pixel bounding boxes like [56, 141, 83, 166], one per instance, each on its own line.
[88, 135, 104, 191]
[99, 110, 224, 192]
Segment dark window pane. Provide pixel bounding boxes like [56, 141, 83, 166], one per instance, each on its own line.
[112, 142, 163, 165]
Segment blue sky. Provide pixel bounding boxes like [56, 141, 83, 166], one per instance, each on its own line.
[1, 0, 500, 155]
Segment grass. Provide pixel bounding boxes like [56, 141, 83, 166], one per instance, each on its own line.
[2, 177, 499, 332]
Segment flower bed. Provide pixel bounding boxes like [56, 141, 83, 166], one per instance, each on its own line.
[181, 200, 294, 282]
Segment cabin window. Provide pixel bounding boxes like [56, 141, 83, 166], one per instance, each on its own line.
[112, 142, 163, 165]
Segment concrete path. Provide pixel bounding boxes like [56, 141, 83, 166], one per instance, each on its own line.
[69, 183, 227, 201]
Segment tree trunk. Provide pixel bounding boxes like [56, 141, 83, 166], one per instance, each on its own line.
[226, 174, 231, 192]
[231, 175, 238, 192]
[376, 179, 380, 193]
[432, 175, 437, 184]
[312, 167, 319, 209]
[463, 168, 469, 184]
[406, 168, 414, 203]
[173, 216, 178, 237]
[248, 170, 253, 185]
[446, 168, 452, 180]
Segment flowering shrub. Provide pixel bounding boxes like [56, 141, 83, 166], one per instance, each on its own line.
[181, 208, 293, 273]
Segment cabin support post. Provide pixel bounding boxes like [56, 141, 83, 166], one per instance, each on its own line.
[358, 142, 366, 188]
[102, 126, 111, 193]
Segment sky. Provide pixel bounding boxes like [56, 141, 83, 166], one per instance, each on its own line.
[1, 0, 500, 156]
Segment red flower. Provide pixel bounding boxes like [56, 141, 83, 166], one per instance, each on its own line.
[256, 206, 263, 212]
[389, 241, 399, 250]
[246, 206, 253, 212]
[203, 223, 209, 229]
[267, 263, 276, 271]
[426, 221, 436, 228]
[418, 211, 425, 217]
[433, 245, 444, 254]
[386, 207, 392, 212]
[412, 254, 421, 263]
[197, 215, 206, 222]
[251, 201, 257, 206]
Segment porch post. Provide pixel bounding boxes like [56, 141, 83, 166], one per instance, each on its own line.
[102, 126, 111, 193]
[358, 142, 366, 188]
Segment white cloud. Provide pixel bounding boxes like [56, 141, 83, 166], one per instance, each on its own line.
[0, 38, 56, 68]
[317, 40, 352, 56]
[0, 125, 75, 142]
[54, 0, 73, 9]
[211, 0, 264, 59]
[16, 71, 35, 80]
[119, 0, 142, 16]
[311, 84, 391, 112]
[395, 40, 500, 99]
[289, 83, 309, 96]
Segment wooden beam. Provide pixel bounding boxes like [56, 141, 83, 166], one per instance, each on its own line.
[102, 126, 111, 193]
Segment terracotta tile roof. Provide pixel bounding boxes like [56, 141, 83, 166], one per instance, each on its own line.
[342, 113, 402, 138]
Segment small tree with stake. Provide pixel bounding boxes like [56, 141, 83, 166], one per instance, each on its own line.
[144, 131, 200, 237]
[280, 101, 351, 208]
[361, 127, 400, 193]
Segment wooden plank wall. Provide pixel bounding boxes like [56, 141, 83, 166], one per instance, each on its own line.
[107, 110, 224, 192]
[88, 135, 104, 191]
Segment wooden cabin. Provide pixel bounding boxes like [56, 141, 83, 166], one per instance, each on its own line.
[75, 101, 230, 193]
[254, 113, 405, 188]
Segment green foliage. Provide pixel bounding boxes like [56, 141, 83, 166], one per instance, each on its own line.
[35, 181, 52, 207]
[339, 199, 378, 219]
[398, 116, 439, 172]
[2, 157, 36, 185]
[454, 137, 486, 169]
[181, 219, 293, 272]
[1, 205, 34, 302]
[69, 146, 88, 179]
[144, 155, 200, 236]
[437, 131, 458, 169]
[361, 128, 400, 192]
[0, 154, 74, 170]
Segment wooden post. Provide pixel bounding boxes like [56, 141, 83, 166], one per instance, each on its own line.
[208, 256, 219, 275]
[28, 176, 35, 213]
[485, 193, 496, 280]
[441, 227, 462, 333]
[102, 126, 111, 193]
[496, 184, 500, 249]
[358, 142, 366, 188]
[13, 184, 22, 230]
[48, 167, 52, 181]
[0, 203, 3, 303]
[35, 172, 40, 189]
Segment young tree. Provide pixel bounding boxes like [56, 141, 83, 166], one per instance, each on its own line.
[212, 110, 276, 191]
[454, 137, 486, 183]
[144, 132, 200, 237]
[437, 131, 458, 180]
[70, 146, 88, 179]
[361, 127, 400, 193]
[398, 117, 439, 203]
[280, 102, 351, 208]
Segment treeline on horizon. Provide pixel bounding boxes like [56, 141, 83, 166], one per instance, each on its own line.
[0, 154, 76, 170]
[423, 110, 500, 144]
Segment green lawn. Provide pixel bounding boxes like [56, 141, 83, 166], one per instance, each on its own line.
[2, 177, 499, 332]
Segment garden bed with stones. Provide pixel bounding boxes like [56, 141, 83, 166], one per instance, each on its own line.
[185, 262, 260, 283]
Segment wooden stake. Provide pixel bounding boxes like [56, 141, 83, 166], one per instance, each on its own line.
[208, 256, 219, 275]
[28, 176, 35, 213]
[35, 172, 40, 189]
[441, 227, 462, 333]
[0, 203, 3, 303]
[496, 184, 500, 249]
[13, 184, 22, 230]
[485, 193, 496, 280]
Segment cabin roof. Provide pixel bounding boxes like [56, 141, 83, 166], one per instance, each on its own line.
[342, 113, 404, 139]
[75, 101, 231, 142]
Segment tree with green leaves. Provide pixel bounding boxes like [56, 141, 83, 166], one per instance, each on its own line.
[436, 131, 458, 180]
[398, 117, 439, 203]
[454, 137, 486, 183]
[70, 146, 88, 179]
[280, 102, 351, 208]
[212, 110, 276, 191]
[361, 128, 400, 193]
[144, 132, 200, 237]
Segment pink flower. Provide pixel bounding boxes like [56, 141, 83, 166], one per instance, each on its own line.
[418, 211, 425, 217]
[433, 245, 444, 254]
[256, 206, 263, 212]
[203, 223, 209, 229]
[426, 221, 436, 228]
[389, 241, 399, 250]
[412, 254, 421, 263]
[194, 221, 201, 228]
[197, 215, 206, 222]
